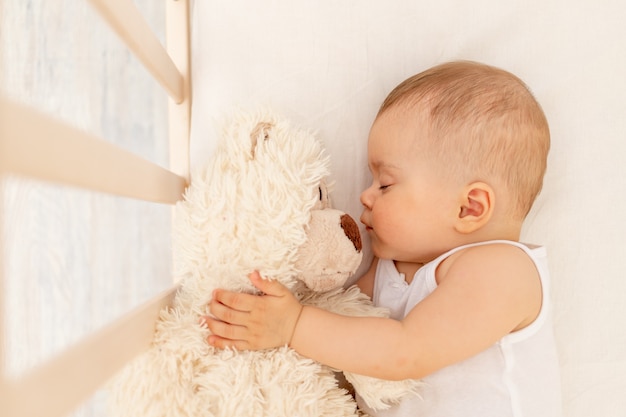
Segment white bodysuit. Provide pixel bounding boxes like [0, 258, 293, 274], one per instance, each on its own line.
[356, 240, 562, 417]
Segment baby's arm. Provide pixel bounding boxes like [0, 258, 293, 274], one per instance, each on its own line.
[206, 259, 378, 349]
[206, 244, 541, 381]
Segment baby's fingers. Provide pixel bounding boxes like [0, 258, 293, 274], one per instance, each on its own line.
[207, 333, 249, 350]
[249, 271, 289, 297]
[212, 288, 254, 312]
[209, 297, 249, 325]
[205, 317, 249, 348]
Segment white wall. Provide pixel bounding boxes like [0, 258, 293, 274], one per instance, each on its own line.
[1, 1, 172, 416]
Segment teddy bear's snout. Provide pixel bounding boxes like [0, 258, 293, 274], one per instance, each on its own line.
[340, 214, 362, 252]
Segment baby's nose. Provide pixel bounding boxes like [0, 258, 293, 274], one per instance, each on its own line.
[360, 187, 373, 209]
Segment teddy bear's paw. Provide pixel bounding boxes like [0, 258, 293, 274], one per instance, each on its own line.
[344, 371, 423, 411]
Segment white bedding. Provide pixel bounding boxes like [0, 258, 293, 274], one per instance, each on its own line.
[190, 1, 626, 415]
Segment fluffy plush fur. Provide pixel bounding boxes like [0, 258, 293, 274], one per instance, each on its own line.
[109, 110, 419, 417]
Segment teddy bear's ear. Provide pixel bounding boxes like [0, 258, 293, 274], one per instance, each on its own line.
[313, 179, 332, 210]
[250, 121, 273, 159]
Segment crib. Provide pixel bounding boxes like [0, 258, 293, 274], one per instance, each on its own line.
[1, 1, 190, 416]
[2, 1, 626, 417]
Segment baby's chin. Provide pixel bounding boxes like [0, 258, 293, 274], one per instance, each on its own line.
[369, 242, 390, 260]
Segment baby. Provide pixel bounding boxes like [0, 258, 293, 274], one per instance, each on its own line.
[205, 61, 562, 417]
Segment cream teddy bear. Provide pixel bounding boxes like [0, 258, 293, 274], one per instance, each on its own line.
[109, 110, 419, 417]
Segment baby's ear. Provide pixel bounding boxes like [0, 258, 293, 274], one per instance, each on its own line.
[455, 182, 494, 234]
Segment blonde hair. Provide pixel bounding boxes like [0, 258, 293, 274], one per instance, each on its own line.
[379, 61, 550, 219]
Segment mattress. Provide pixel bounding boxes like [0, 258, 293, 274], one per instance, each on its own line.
[190, 1, 626, 416]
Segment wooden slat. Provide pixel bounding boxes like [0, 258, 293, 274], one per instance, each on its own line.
[0, 284, 179, 417]
[0, 97, 187, 204]
[87, 0, 185, 103]
[166, 0, 192, 181]
[0, 178, 5, 379]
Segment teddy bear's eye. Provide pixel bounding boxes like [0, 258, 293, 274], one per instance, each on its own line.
[319, 187, 323, 201]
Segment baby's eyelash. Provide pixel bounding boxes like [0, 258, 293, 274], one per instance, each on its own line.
[379, 185, 390, 190]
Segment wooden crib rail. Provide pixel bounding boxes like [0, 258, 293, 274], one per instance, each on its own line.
[0, 1, 191, 416]
[87, 0, 184, 104]
[0, 97, 186, 204]
[0, 285, 178, 417]
[88, 0, 192, 181]
[165, 0, 192, 182]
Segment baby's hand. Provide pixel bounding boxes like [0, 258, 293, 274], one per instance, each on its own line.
[204, 271, 303, 350]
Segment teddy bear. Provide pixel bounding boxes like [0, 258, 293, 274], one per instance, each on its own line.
[109, 109, 420, 417]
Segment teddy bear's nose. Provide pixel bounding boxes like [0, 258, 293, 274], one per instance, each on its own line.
[340, 214, 362, 252]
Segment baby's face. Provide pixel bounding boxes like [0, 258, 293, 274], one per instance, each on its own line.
[359, 110, 460, 264]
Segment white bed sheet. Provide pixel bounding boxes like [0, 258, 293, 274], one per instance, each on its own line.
[190, 1, 626, 415]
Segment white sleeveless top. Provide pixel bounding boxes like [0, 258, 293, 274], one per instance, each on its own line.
[356, 240, 562, 417]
